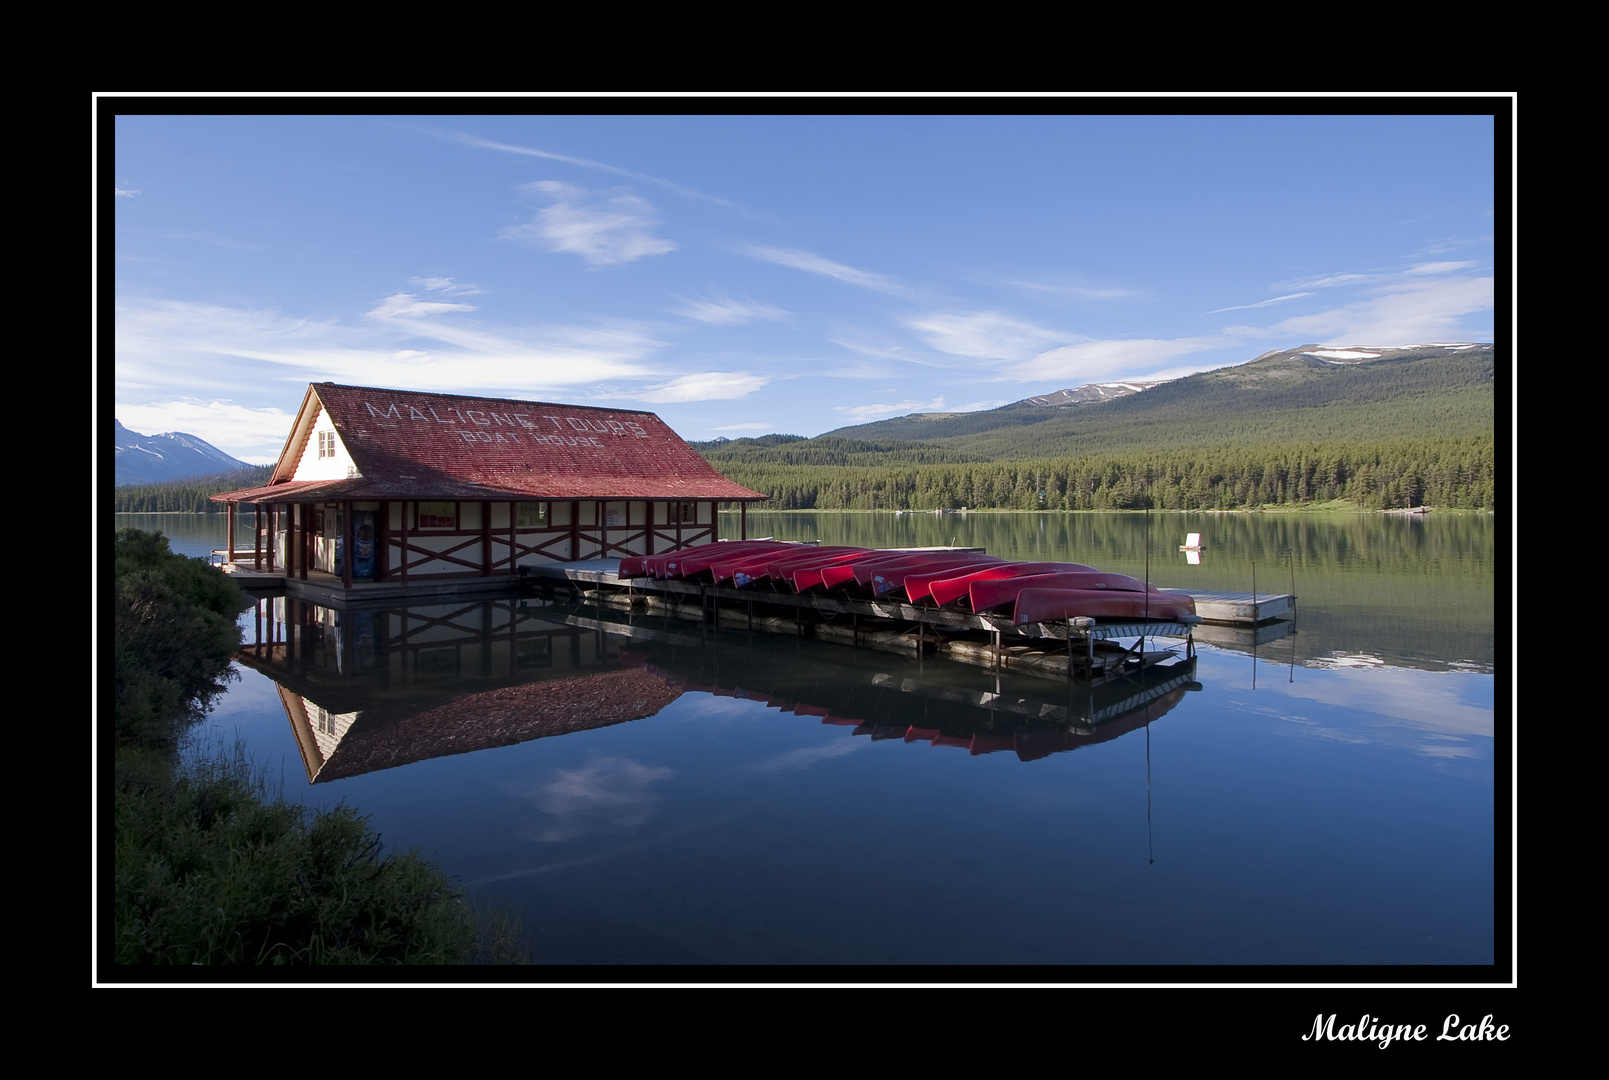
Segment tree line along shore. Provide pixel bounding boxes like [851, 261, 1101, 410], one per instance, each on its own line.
[116, 435, 1494, 515]
[704, 436, 1495, 512]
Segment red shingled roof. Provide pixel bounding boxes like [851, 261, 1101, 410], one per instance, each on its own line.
[213, 382, 766, 503]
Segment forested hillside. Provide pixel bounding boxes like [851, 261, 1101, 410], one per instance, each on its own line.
[696, 346, 1497, 511]
[113, 467, 272, 513]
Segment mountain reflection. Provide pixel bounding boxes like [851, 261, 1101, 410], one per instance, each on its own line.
[237, 594, 1204, 782]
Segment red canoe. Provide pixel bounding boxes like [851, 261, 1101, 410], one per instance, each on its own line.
[1011, 587, 1197, 625]
[707, 545, 814, 586]
[969, 571, 1156, 613]
[764, 548, 878, 591]
[654, 540, 797, 581]
[852, 552, 997, 591]
[867, 556, 1005, 598]
[814, 551, 922, 591]
[916, 561, 1097, 606]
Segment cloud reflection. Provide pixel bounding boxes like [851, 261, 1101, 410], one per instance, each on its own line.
[516, 755, 676, 842]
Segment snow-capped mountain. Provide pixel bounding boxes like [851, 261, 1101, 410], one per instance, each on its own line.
[114, 420, 257, 486]
[1021, 380, 1168, 407]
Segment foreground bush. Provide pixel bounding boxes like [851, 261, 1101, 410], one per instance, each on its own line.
[114, 753, 480, 965]
[108, 530, 522, 965]
[111, 528, 251, 747]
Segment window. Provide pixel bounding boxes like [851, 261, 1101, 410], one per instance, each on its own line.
[677, 501, 698, 523]
[414, 646, 458, 678]
[516, 636, 552, 668]
[516, 501, 548, 528]
[318, 430, 337, 458]
[415, 502, 457, 529]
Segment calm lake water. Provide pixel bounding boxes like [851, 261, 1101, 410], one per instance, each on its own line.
[113, 511, 1504, 971]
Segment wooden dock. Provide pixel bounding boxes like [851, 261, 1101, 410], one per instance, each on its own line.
[513, 559, 1283, 682]
[521, 562, 1293, 627]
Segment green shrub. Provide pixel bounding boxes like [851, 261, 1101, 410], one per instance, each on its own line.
[107, 529, 527, 966]
[114, 753, 480, 965]
[111, 529, 250, 747]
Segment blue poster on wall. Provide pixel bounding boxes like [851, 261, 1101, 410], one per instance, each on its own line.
[351, 510, 376, 580]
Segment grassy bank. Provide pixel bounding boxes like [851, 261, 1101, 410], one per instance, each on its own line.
[108, 529, 526, 967]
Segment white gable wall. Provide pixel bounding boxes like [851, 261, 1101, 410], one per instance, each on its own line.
[290, 406, 359, 481]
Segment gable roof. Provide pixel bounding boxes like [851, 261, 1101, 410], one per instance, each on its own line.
[213, 382, 766, 503]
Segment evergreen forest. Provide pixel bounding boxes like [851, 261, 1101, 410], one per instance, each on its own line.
[695, 347, 1499, 511]
[113, 467, 271, 513]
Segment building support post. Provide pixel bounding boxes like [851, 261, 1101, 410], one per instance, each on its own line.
[341, 499, 353, 589]
[377, 501, 388, 582]
[399, 502, 409, 584]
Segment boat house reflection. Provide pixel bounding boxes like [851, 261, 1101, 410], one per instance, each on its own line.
[238, 595, 1202, 782]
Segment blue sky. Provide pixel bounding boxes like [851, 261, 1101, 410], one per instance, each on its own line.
[108, 108, 1500, 464]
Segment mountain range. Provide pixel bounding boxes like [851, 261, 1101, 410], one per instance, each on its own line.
[695, 342, 1495, 464]
[113, 340, 1495, 491]
[114, 420, 258, 487]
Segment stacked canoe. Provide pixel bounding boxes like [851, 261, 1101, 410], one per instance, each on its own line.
[618, 541, 1196, 626]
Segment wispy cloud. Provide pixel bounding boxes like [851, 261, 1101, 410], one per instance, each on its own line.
[1404, 260, 1478, 276]
[115, 186, 140, 198]
[1010, 336, 1234, 384]
[1001, 277, 1144, 303]
[117, 226, 259, 250]
[410, 276, 483, 296]
[1278, 271, 1373, 290]
[115, 399, 295, 464]
[1206, 292, 1314, 315]
[115, 296, 664, 436]
[748, 739, 866, 772]
[1277, 666, 1494, 747]
[1265, 274, 1493, 346]
[520, 756, 677, 842]
[499, 181, 676, 268]
[833, 396, 947, 422]
[826, 338, 946, 368]
[905, 311, 1071, 362]
[714, 422, 773, 431]
[739, 245, 915, 298]
[627, 371, 770, 403]
[440, 130, 756, 216]
[368, 292, 479, 319]
[672, 291, 790, 325]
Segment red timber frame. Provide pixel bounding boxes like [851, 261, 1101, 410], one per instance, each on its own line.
[220, 497, 752, 585]
[380, 499, 730, 584]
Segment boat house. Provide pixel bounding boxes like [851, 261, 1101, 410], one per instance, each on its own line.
[211, 382, 766, 598]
